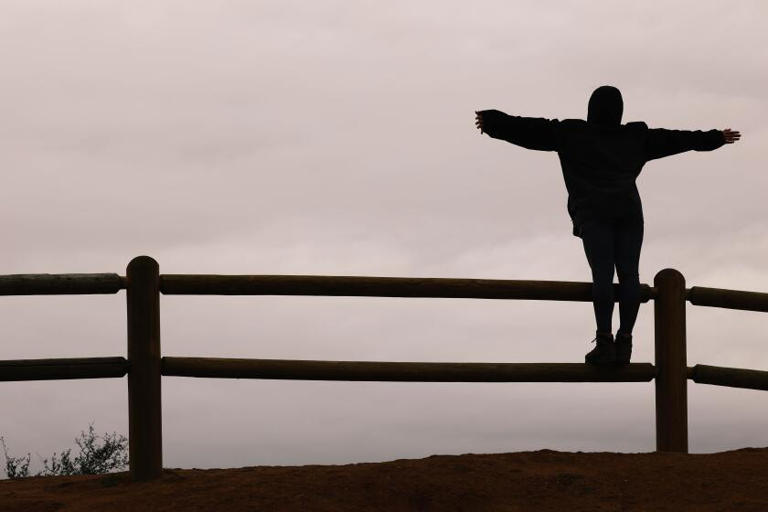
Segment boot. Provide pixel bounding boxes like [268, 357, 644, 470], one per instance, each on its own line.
[585, 331, 615, 365]
[615, 332, 633, 365]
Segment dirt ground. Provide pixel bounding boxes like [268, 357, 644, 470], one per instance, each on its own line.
[1, 447, 767, 511]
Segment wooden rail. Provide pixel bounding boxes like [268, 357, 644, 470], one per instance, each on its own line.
[690, 364, 768, 391]
[687, 286, 768, 313]
[0, 256, 766, 482]
[161, 274, 656, 302]
[0, 357, 128, 381]
[0, 273, 124, 295]
[162, 358, 657, 382]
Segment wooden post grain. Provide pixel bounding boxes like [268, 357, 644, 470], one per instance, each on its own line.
[127, 256, 163, 480]
[654, 268, 688, 452]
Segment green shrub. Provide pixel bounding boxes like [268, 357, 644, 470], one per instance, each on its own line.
[1, 423, 128, 479]
[0, 438, 31, 479]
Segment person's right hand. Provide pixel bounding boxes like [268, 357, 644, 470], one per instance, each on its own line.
[722, 129, 741, 144]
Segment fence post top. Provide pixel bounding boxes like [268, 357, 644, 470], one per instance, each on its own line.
[127, 256, 159, 273]
[654, 268, 685, 285]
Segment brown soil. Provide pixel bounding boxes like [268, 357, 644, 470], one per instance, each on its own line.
[1, 448, 767, 511]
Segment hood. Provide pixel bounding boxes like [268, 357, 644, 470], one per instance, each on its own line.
[587, 85, 623, 127]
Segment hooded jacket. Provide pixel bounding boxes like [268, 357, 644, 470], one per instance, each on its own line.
[479, 86, 725, 237]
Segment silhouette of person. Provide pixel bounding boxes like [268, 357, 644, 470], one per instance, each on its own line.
[475, 85, 740, 365]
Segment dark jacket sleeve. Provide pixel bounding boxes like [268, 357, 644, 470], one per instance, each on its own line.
[479, 109, 561, 152]
[644, 128, 725, 161]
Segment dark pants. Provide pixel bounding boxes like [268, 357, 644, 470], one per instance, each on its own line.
[580, 216, 644, 335]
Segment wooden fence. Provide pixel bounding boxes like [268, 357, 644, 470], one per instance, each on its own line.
[1, 255, 767, 481]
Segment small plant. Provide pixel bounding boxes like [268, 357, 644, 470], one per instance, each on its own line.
[0, 438, 31, 479]
[1, 423, 128, 479]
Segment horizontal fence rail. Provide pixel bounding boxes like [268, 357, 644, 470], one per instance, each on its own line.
[0, 357, 128, 381]
[161, 274, 656, 302]
[687, 286, 768, 313]
[2, 257, 768, 482]
[689, 364, 768, 391]
[0, 273, 124, 295]
[162, 357, 657, 382]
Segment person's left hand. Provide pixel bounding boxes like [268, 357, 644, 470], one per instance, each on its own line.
[475, 109, 506, 135]
[475, 111, 486, 134]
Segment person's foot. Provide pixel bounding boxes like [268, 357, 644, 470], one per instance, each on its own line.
[585, 331, 615, 365]
[615, 332, 632, 365]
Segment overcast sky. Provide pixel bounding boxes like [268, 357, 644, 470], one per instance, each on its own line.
[1, 1, 767, 475]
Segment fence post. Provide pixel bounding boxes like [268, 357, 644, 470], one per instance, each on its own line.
[654, 268, 688, 452]
[127, 256, 163, 480]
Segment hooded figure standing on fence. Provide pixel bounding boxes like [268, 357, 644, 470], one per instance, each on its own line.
[475, 85, 740, 365]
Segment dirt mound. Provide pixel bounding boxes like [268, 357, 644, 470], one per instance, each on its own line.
[2, 448, 767, 511]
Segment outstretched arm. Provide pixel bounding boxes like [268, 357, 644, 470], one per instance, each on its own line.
[645, 127, 741, 161]
[475, 109, 561, 152]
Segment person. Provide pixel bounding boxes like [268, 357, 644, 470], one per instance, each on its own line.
[474, 85, 740, 365]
